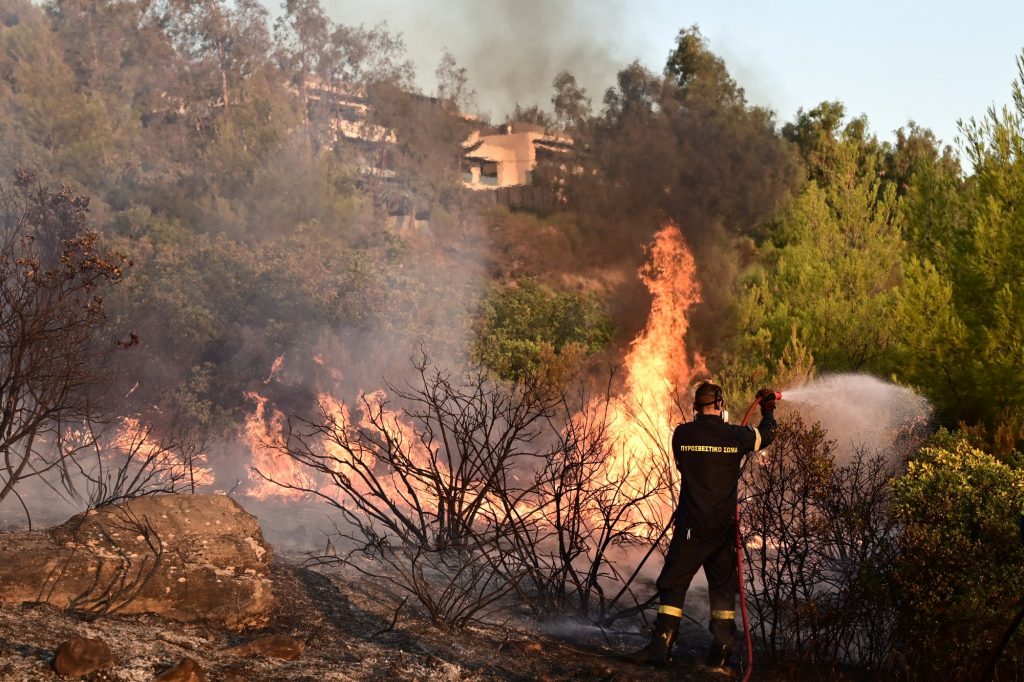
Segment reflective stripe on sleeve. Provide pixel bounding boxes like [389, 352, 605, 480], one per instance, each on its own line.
[751, 426, 762, 451]
[658, 604, 683, 618]
[710, 609, 736, 620]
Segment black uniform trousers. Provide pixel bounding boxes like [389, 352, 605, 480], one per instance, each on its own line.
[655, 521, 738, 645]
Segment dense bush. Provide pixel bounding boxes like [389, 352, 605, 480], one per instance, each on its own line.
[890, 433, 1024, 679]
[473, 279, 613, 385]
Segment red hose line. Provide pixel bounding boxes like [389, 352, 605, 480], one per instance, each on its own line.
[736, 399, 760, 682]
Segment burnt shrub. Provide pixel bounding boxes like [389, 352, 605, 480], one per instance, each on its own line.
[740, 415, 900, 676]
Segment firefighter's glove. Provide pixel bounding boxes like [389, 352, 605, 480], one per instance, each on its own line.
[756, 388, 777, 412]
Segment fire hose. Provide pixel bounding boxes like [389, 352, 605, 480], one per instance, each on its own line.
[735, 390, 780, 682]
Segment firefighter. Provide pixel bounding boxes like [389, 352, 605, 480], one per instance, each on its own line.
[630, 382, 777, 669]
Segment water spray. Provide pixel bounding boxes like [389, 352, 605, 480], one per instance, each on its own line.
[772, 374, 931, 462]
[599, 374, 928, 676]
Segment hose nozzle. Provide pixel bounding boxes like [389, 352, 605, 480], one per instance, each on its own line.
[743, 389, 781, 425]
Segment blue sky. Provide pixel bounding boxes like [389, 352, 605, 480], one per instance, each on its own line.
[326, 1, 1024, 152]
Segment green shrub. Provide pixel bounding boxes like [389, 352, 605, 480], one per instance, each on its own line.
[890, 434, 1024, 679]
[473, 280, 613, 384]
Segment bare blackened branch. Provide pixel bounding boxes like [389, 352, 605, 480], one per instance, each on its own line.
[280, 360, 674, 627]
[739, 415, 899, 672]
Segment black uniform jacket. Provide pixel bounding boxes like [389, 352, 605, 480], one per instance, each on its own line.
[671, 412, 776, 533]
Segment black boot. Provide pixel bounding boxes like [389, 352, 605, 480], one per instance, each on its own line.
[704, 640, 733, 669]
[705, 613, 736, 670]
[629, 613, 680, 665]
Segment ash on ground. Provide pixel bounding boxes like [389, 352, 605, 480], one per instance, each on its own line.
[0, 495, 821, 681]
[0, 549, 776, 681]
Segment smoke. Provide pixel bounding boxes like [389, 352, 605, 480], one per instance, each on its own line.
[0, 475, 82, 531]
[326, 0, 637, 118]
[778, 374, 932, 464]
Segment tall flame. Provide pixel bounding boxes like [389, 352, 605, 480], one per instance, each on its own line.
[264, 353, 285, 384]
[236, 222, 706, 532]
[591, 222, 705, 528]
[626, 223, 705, 401]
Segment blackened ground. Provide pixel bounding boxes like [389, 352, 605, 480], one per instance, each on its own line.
[0, 555, 836, 681]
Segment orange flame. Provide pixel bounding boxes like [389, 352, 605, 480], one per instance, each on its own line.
[237, 222, 706, 536]
[589, 222, 705, 530]
[113, 417, 214, 487]
[314, 393, 372, 504]
[264, 354, 285, 384]
[243, 392, 314, 500]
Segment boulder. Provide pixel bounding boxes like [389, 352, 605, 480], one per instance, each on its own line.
[52, 636, 115, 677]
[222, 634, 307, 660]
[0, 494, 275, 629]
[153, 657, 206, 681]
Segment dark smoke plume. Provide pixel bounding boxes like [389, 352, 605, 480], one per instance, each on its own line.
[326, 0, 638, 117]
